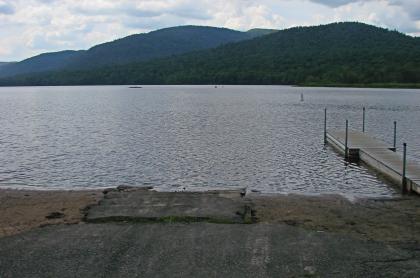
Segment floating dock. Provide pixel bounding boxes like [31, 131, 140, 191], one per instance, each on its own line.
[326, 129, 420, 194]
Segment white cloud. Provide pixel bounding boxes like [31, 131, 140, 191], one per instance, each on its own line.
[0, 0, 418, 61]
[0, 0, 14, 14]
[389, 0, 420, 20]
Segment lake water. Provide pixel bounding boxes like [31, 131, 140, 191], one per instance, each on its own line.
[1, 85, 419, 198]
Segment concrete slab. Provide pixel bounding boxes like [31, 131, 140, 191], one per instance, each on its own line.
[86, 187, 251, 224]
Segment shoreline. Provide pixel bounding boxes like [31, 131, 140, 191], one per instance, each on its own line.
[1, 187, 419, 243]
[1, 84, 420, 89]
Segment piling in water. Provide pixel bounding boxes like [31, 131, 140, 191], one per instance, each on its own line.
[362, 107, 365, 133]
[345, 120, 349, 159]
[393, 121, 397, 152]
[324, 108, 327, 145]
[402, 143, 407, 193]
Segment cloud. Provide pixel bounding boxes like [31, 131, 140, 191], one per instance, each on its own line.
[389, 0, 420, 20]
[0, 1, 14, 14]
[168, 4, 212, 20]
[0, 0, 418, 61]
[310, 0, 420, 21]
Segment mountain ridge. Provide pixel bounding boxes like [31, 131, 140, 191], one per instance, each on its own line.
[0, 26, 275, 78]
[0, 22, 419, 87]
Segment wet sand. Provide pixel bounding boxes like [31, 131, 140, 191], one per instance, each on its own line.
[0, 189, 102, 238]
[250, 193, 420, 242]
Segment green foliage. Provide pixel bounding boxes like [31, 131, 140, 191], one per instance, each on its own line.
[0, 22, 419, 87]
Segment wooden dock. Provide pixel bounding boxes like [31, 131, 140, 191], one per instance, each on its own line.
[326, 129, 420, 194]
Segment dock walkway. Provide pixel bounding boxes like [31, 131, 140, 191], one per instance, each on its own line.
[326, 129, 420, 194]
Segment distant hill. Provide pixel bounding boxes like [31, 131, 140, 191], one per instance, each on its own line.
[0, 51, 82, 77]
[70, 26, 269, 69]
[0, 62, 14, 68]
[246, 28, 278, 37]
[0, 26, 273, 78]
[1, 22, 419, 87]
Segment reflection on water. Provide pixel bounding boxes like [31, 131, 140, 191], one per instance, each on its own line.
[0, 85, 419, 198]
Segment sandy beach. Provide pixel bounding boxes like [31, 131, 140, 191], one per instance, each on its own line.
[0, 188, 102, 238]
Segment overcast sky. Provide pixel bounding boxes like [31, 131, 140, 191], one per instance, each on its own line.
[0, 0, 419, 61]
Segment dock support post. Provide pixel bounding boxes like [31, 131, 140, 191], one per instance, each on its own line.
[402, 143, 407, 193]
[324, 108, 327, 145]
[393, 121, 397, 152]
[345, 120, 349, 159]
[362, 107, 365, 133]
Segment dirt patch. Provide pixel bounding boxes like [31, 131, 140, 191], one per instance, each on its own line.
[0, 189, 103, 238]
[249, 193, 420, 243]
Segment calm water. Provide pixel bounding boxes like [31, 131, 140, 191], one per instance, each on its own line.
[1, 85, 420, 198]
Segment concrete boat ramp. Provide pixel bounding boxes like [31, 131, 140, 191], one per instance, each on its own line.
[86, 186, 253, 224]
[326, 129, 420, 194]
[1, 187, 420, 277]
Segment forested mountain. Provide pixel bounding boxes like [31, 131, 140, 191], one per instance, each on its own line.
[69, 26, 268, 69]
[0, 51, 82, 77]
[0, 26, 271, 78]
[0, 22, 419, 87]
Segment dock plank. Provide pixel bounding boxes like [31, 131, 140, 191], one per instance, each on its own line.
[326, 129, 420, 194]
[327, 129, 393, 150]
[361, 148, 420, 179]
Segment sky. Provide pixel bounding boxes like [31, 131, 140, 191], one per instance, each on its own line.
[0, 0, 419, 61]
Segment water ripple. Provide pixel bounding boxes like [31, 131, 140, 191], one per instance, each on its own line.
[0, 85, 419, 198]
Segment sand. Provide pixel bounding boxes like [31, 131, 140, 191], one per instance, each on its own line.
[0, 189, 102, 238]
[250, 193, 420, 242]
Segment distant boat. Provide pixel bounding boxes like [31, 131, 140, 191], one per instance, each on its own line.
[129, 86, 142, 89]
[300, 93, 304, 102]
